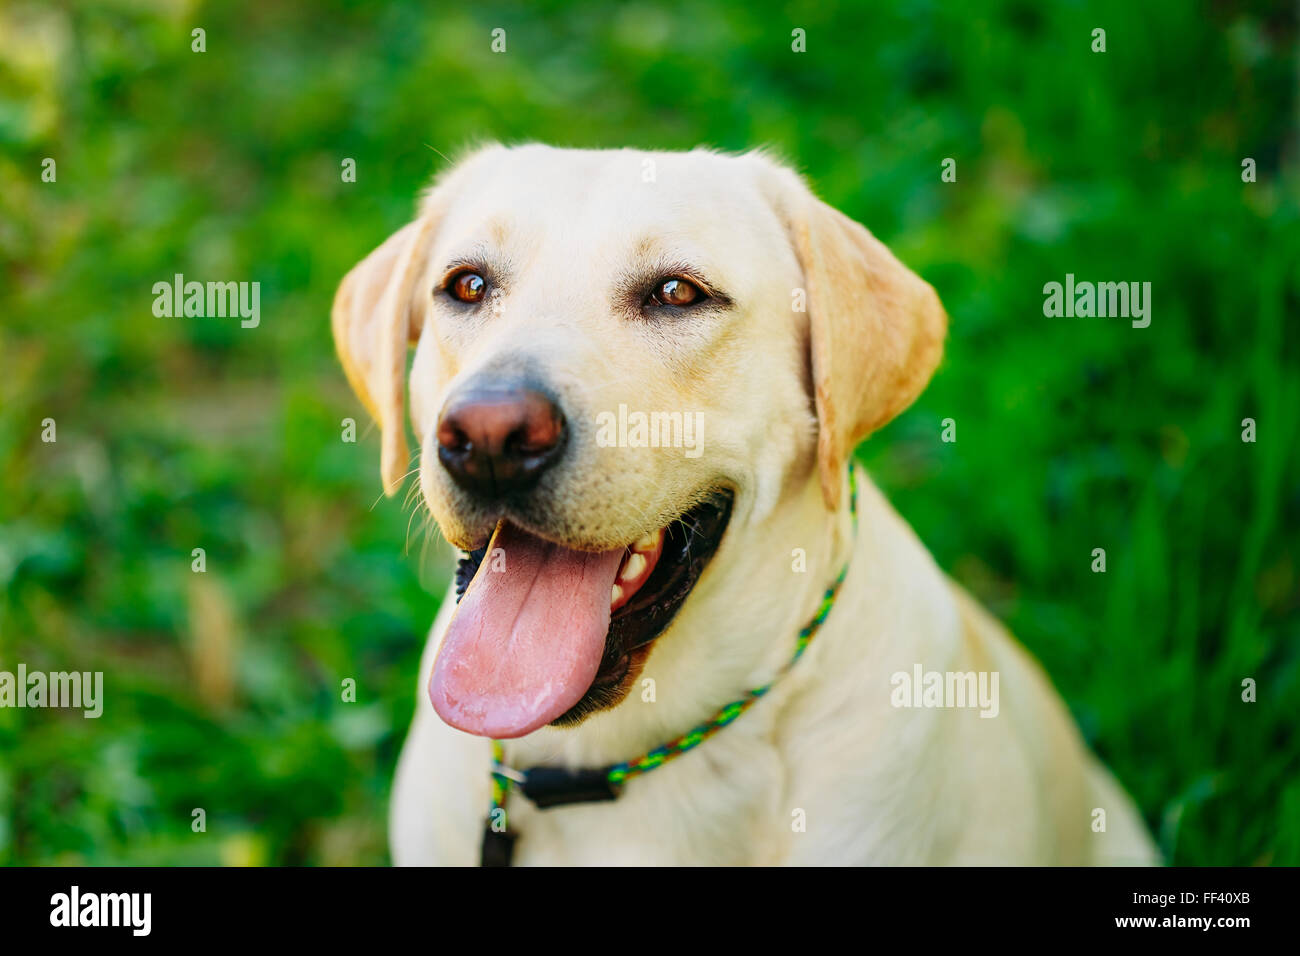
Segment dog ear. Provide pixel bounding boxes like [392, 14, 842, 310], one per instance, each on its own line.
[331, 215, 438, 496]
[774, 168, 947, 510]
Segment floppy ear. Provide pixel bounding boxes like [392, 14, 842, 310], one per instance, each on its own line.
[783, 175, 947, 510]
[331, 215, 438, 496]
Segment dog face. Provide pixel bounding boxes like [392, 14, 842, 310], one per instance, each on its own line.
[415, 145, 816, 551]
[333, 144, 945, 738]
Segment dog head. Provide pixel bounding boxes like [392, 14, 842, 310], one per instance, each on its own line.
[333, 144, 945, 737]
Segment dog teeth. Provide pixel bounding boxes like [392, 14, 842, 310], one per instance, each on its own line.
[619, 552, 647, 583]
[614, 530, 663, 608]
[633, 530, 662, 552]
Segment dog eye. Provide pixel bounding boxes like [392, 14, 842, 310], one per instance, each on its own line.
[646, 277, 706, 308]
[447, 271, 487, 303]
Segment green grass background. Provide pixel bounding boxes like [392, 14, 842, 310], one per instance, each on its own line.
[1, 0, 1297, 865]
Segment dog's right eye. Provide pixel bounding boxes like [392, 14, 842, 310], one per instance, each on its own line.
[645, 277, 707, 308]
[446, 271, 487, 303]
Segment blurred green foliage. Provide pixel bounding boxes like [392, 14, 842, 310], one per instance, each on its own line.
[1, 0, 1297, 865]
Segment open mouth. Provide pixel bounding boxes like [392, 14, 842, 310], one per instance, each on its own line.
[429, 492, 733, 738]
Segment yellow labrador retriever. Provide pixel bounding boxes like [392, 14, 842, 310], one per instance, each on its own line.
[333, 144, 1158, 865]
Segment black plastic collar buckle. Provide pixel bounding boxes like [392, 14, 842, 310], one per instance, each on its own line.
[519, 766, 622, 809]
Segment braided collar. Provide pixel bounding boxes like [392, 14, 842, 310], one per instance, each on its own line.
[479, 464, 859, 866]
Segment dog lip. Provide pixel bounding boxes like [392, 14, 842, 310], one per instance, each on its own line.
[467, 510, 641, 555]
[448, 514, 601, 555]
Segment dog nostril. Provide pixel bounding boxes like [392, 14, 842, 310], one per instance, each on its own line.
[436, 422, 471, 455]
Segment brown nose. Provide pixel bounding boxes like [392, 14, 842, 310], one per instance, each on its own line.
[436, 384, 567, 497]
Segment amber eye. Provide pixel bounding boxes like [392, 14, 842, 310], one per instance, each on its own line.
[448, 271, 486, 303]
[647, 277, 705, 307]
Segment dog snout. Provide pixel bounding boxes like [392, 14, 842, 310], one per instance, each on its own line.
[436, 383, 567, 497]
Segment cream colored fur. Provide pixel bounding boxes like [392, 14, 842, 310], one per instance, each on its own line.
[333, 144, 1159, 865]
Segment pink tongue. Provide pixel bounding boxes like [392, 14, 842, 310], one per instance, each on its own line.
[429, 522, 625, 738]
